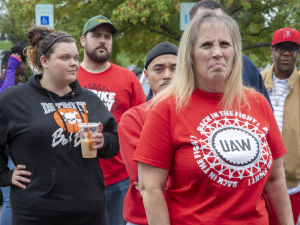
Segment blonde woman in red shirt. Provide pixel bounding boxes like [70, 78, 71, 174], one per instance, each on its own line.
[133, 11, 293, 225]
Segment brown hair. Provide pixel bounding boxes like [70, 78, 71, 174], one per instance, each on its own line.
[189, 0, 223, 20]
[26, 26, 75, 70]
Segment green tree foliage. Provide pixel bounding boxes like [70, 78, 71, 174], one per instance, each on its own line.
[0, 9, 29, 44]
[0, 0, 299, 68]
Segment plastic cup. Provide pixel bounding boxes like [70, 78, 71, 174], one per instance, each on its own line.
[78, 123, 99, 158]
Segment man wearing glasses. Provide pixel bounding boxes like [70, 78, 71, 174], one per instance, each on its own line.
[261, 27, 300, 225]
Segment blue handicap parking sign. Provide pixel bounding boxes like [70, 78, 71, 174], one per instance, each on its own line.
[40, 16, 50, 25]
[185, 14, 188, 24]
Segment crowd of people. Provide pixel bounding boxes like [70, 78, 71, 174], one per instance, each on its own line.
[0, 0, 298, 224]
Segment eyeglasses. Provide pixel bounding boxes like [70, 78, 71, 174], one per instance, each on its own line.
[274, 45, 299, 55]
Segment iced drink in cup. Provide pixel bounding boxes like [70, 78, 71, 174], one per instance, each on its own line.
[78, 123, 99, 158]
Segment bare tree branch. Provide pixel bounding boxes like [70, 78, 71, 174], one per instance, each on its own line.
[160, 24, 181, 40]
[229, 5, 243, 15]
[147, 26, 180, 41]
[244, 27, 270, 36]
[262, 0, 272, 11]
[244, 20, 251, 29]
[115, 25, 132, 35]
[243, 42, 271, 51]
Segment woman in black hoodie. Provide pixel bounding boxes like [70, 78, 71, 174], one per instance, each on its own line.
[0, 26, 119, 225]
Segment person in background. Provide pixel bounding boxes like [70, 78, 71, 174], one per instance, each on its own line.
[77, 15, 146, 225]
[147, 0, 272, 109]
[0, 26, 119, 225]
[0, 41, 27, 225]
[261, 27, 300, 225]
[0, 42, 27, 94]
[134, 11, 293, 225]
[118, 42, 178, 225]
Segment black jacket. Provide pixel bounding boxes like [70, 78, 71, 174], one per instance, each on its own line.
[0, 75, 119, 224]
[241, 55, 273, 110]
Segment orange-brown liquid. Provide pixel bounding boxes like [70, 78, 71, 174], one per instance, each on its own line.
[81, 139, 97, 158]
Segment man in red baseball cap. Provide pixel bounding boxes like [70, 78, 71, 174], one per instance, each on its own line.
[261, 27, 300, 224]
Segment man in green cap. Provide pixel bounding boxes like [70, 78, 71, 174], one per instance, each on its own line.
[77, 15, 146, 225]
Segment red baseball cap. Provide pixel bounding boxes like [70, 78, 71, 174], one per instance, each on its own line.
[272, 28, 300, 46]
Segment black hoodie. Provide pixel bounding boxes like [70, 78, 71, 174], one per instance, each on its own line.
[0, 75, 119, 224]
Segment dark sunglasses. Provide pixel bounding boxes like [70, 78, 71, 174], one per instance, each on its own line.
[274, 45, 300, 55]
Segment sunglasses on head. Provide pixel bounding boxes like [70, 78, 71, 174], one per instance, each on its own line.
[274, 45, 300, 55]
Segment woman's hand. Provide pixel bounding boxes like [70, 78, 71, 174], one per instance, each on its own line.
[263, 157, 294, 225]
[11, 53, 21, 60]
[138, 162, 170, 225]
[12, 165, 31, 189]
[92, 122, 105, 149]
[135, 181, 145, 197]
[135, 181, 141, 192]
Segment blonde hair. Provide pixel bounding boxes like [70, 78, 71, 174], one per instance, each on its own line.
[151, 11, 249, 111]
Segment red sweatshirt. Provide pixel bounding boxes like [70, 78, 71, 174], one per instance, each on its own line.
[77, 63, 146, 186]
[118, 101, 150, 224]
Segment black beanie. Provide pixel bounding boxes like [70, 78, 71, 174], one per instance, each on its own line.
[145, 42, 178, 69]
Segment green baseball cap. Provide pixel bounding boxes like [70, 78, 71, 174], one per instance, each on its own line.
[82, 15, 117, 36]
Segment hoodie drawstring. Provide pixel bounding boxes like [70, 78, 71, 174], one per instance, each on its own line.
[47, 90, 72, 152]
[72, 93, 85, 123]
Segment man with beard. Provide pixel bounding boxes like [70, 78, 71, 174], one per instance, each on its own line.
[77, 15, 146, 225]
[118, 42, 178, 225]
[261, 27, 300, 225]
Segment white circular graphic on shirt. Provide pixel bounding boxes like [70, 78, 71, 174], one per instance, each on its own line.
[210, 126, 259, 167]
[196, 117, 271, 179]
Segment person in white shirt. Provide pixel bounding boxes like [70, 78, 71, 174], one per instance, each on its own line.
[261, 27, 300, 225]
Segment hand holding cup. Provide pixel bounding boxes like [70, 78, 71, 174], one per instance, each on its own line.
[92, 122, 104, 150]
[78, 122, 103, 158]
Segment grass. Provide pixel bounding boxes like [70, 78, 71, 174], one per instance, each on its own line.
[0, 41, 13, 50]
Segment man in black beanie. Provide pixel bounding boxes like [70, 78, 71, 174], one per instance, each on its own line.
[118, 42, 177, 225]
[144, 42, 177, 100]
[144, 42, 177, 97]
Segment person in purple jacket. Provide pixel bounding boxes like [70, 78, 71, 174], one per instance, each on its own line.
[0, 42, 27, 225]
[0, 42, 27, 94]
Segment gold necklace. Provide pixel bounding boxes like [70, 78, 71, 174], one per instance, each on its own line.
[272, 73, 290, 107]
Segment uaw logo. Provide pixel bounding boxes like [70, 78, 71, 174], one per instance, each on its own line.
[283, 30, 292, 39]
[191, 112, 273, 187]
[210, 126, 260, 168]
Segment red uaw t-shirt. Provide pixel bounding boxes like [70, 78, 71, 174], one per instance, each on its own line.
[134, 88, 287, 225]
[77, 63, 146, 186]
[118, 101, 150, 224]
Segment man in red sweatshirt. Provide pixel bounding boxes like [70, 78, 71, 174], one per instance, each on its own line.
[118, 42, 178, 225]
[77, 15, 146, 225]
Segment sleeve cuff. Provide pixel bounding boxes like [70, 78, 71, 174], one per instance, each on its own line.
[3, 169, 13, 187]
[10, 55, 21, 62]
